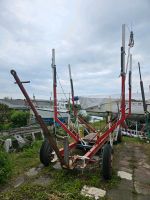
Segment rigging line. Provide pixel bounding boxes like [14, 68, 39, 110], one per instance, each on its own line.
[125, 47, 131, 75]
[56, 72, 69, 101]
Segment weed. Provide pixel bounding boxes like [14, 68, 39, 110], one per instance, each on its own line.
[0, 149, 12, 184]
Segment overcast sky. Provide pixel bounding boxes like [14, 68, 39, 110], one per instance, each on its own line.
[0, 0, 150, 100]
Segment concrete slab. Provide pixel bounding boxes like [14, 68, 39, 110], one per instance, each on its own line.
[118, 171, 132, 180]
[136, 194, 150, 200]
[134, 181, 150, 195]
[26, 167, 38, 176]
[81, 185, 106, 199]
[14, 176, 25, 188]
[119, 166, 132, 174]
[53, 162, 62, 170]
[134, 167, 150, 184]
[33, 175, 51, 186]
[107, 179, 133, 200]
[107, 189, 133, 200]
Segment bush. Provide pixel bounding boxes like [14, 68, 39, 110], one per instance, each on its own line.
[11, 111, 29, 128]
[0, 150, 12, 184]
[0, 104, 10, 123]
[0, 123, 12, 131]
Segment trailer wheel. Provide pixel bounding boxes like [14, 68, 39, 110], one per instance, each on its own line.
[102, 144, 113, 180]
[40, 139, 54, 166]
[117, 129, 122, 143]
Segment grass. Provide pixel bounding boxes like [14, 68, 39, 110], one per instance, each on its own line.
[1, 134, 146, 200]
[0, 139, 120, 200]
[90, 120, 106, 130]
[8, 140, 42, 178]
[123, 136, 144, 143]
[0, 165, 119, 200]
[0, 183, 93, 200]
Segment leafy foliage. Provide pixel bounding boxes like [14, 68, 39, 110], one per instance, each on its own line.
[0, 149, 12, 184]
[0, 104, 10, 123]
[10, 111, 29, 128]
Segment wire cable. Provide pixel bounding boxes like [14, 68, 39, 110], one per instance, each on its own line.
[56, 72, 69, 101]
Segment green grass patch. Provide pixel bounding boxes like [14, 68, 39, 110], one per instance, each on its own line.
[42, 165, 120, 196]
[0, 182, 94, 200]
[0, 149, 12, 184]
[123, 136, 143, 143]
[0, 165, 117, 200]
[9, 140, 42, 178]
[90, 120, 106, 130]
[0, 139, 120, 199]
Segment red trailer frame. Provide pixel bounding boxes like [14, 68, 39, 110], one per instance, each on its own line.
[10, 24, 133, 177]
[50, 24, 132, 167]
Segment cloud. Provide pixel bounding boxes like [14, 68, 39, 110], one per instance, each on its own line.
[0, 0, 150, 100]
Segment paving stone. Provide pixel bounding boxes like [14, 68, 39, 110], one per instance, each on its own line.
[107, 189, 133, 200]
[33, 175, 51, 186]
[14, 176, 25, 188]
[136, 194, 150, 200]
[118, 171, 132, 180]
[107, 179, 133, 200]
[26, 167, 38, 176]
[119, 166, 132, 174]
[36, 163, 44, 172]
[134, 167, 150, 184]
[134, 181, 150, 195]
[81, 185, 106, 199]
[53, 162, 62, 170]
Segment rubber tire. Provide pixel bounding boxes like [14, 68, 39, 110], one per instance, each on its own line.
[102, 144, 113, 180]
[117, 129, 122, 143]
[40, 139, 53, 166]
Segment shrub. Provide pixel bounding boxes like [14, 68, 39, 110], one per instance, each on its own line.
[0, 149, 12, 184]
[11, 111, 29, 128]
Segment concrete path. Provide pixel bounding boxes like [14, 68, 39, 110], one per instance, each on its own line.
[107, 141, 150, 200]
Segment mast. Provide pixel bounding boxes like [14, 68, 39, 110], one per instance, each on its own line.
[52, 49, 57, 135]
[128, 54, 132, 114]
[68, 64, 76, 116]
[138, 62, 147, 113]
[121, 24, 126, 118]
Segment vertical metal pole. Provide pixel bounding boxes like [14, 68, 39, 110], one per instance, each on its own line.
[138, 62, 147, 113]
[129, 54, 132, 79]
[136, 121, 138, 136]
[68, 64, 76, 116]
[64, 136, 69, 166]
[108, 113, 113, 147]
[128, 54, 132, 115]
[67, 93, 71, 129]
[121, 24, 126, 118]
[122, 24, 125, 54]
[52, 49, 57, 136]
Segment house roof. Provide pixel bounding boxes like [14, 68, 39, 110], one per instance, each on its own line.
[0, 99, 28, 110]
[0, 98, 52, 110]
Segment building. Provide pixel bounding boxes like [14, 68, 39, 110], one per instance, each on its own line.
[0, 98, 28, 110]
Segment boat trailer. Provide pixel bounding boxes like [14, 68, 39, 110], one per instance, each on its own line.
[10, 24, 133, 179]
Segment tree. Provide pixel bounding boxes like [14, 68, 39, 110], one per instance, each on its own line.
[11, 111, 29, 127]
[0, 104, 10, 123]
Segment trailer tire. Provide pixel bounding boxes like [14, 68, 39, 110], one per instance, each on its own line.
[117, 129, 122, 143]
[102, 144, 113, 180]
[40, 139, 53, 166]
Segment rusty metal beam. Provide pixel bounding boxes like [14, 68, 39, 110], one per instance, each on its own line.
[10, 69, 65, 166]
